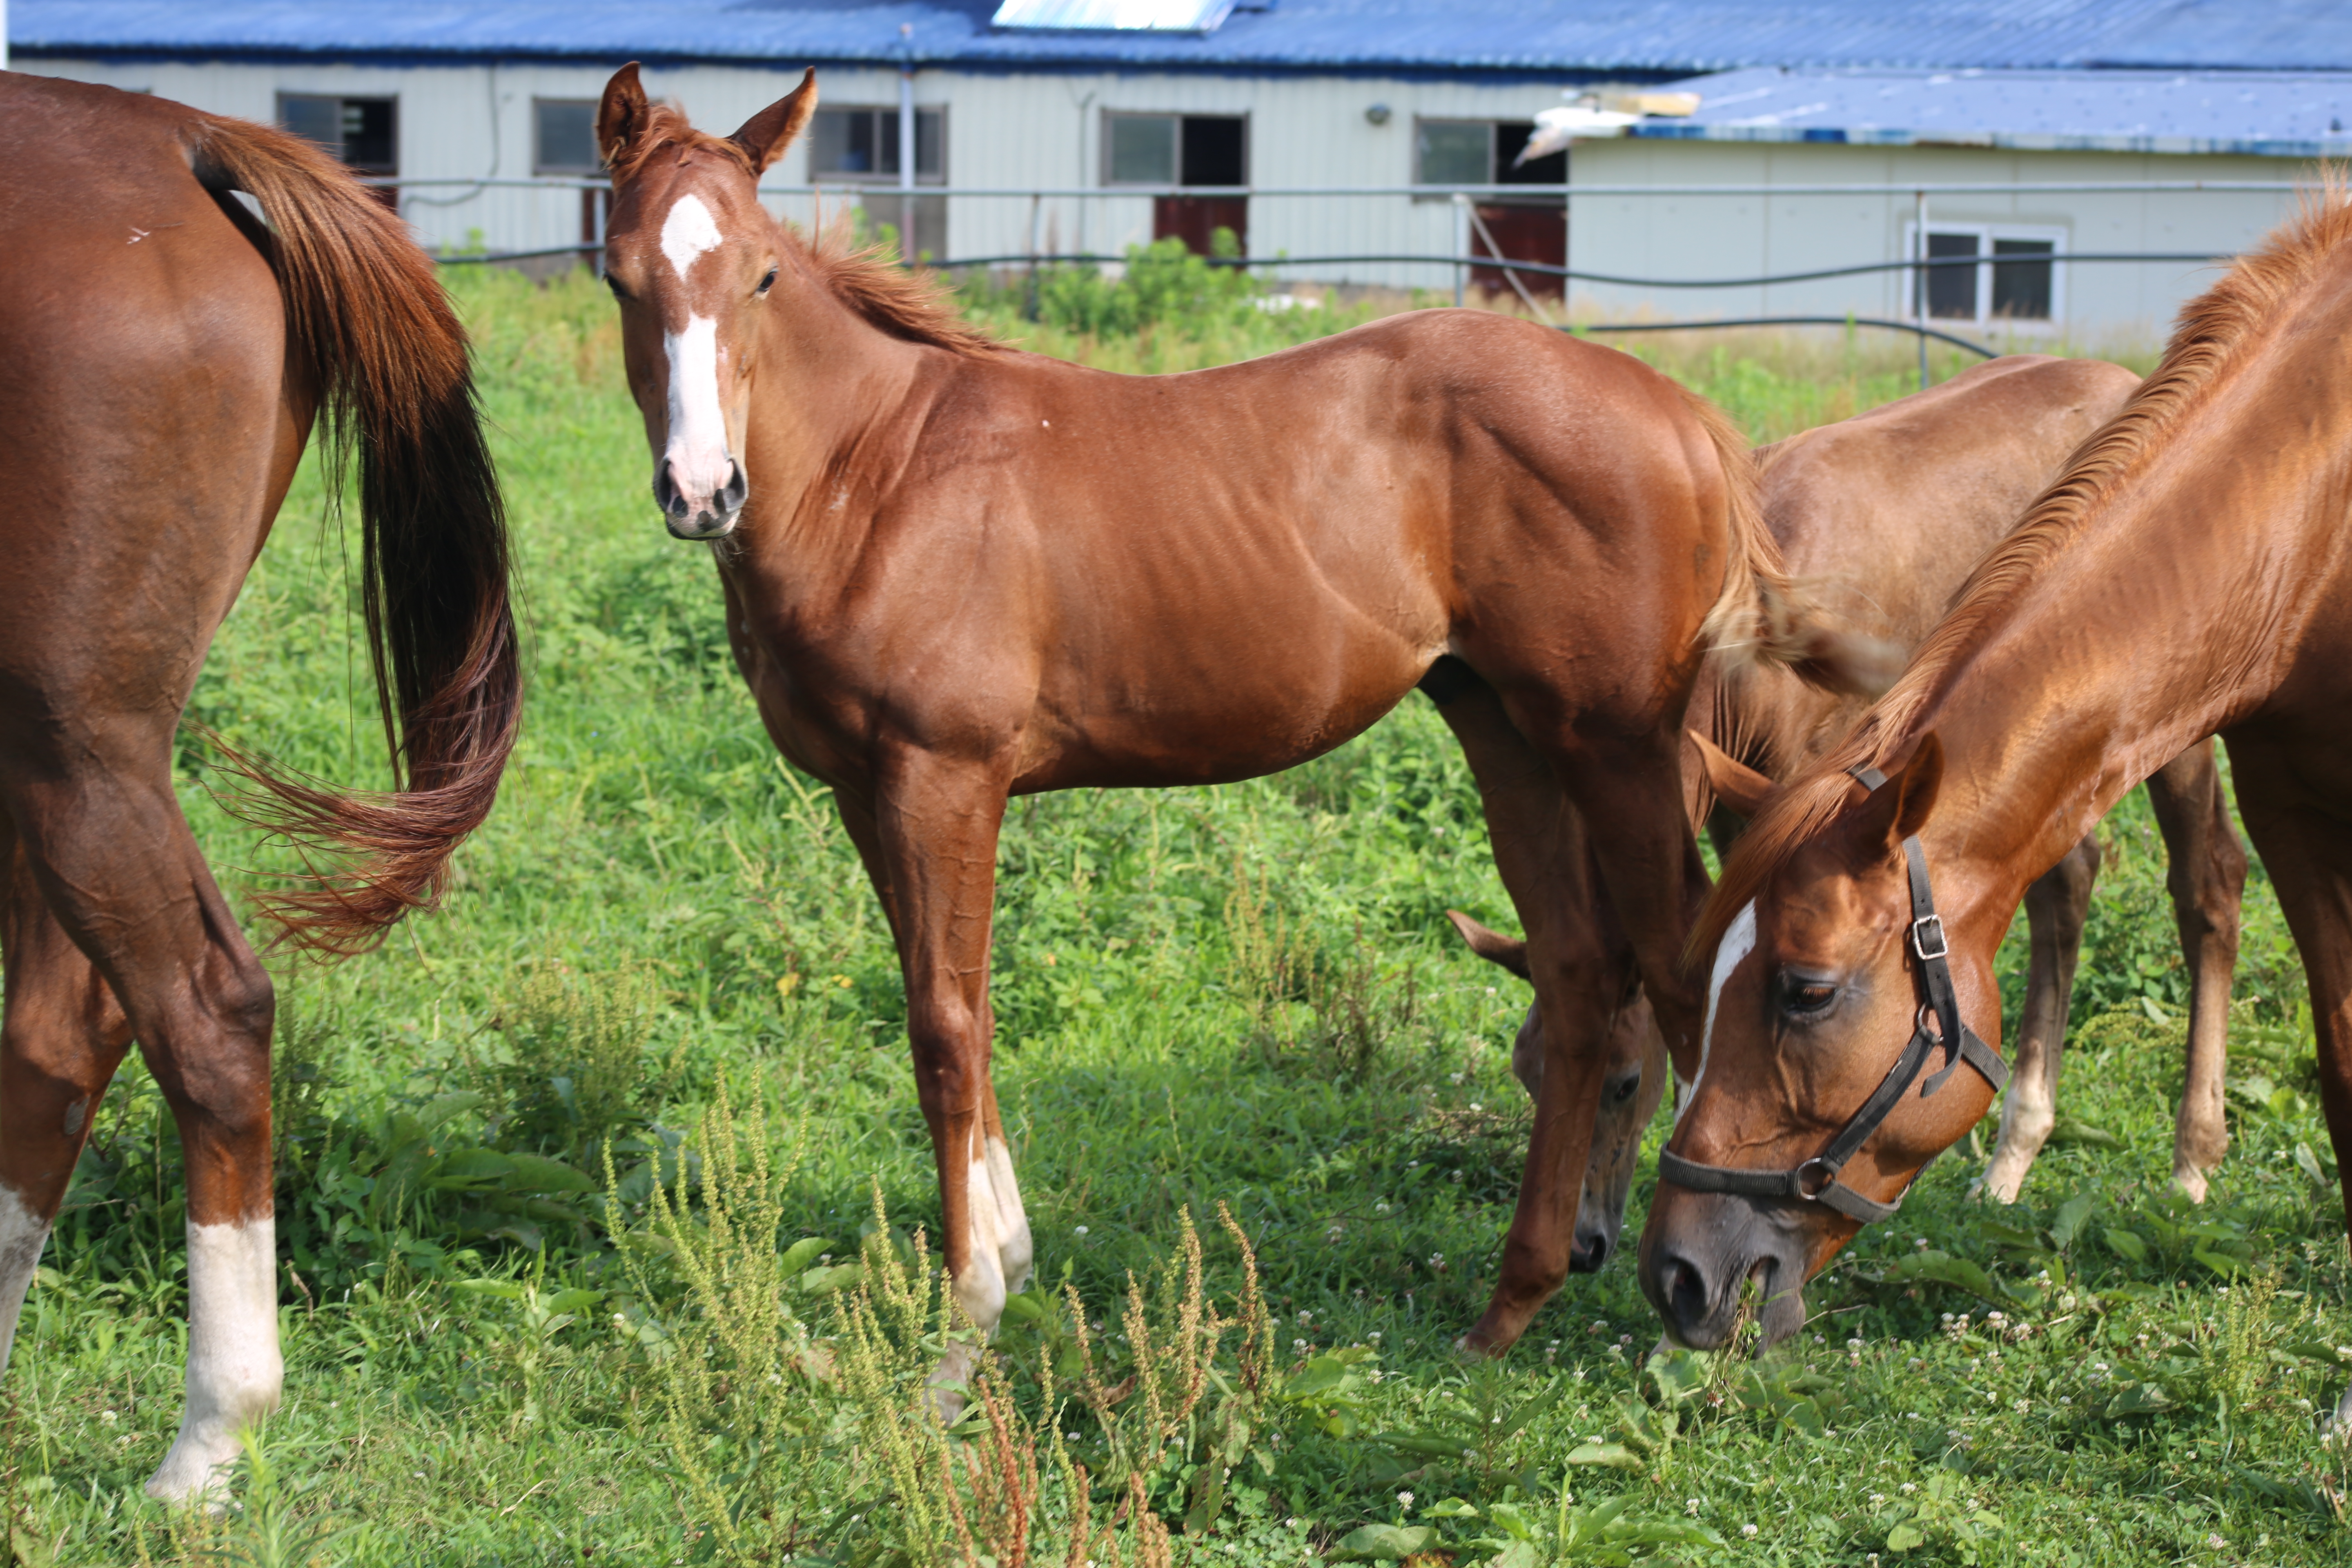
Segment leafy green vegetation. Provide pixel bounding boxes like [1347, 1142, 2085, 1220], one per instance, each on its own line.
[2, 265, 2343, 1565]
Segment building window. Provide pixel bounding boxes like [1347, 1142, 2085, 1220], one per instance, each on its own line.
[278, 94, 397, 175]
[1103, 111, 1248, 256]
[1414, 120, 1566, 188]
[1909, 224, 2065, 325]
[810, 106, 945, 183]
[535, 99, 602, 173]
[1101, 112, 1246, 187]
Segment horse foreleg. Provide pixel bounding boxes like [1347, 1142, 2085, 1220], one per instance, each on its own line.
[1982, 836, 2098, 1204]
[2146, 742, 2247, 1202]
[866, 753, 1019, 1413]
[2228, 753, 2352, 1437]
[0, 817, 136, 1383]
[1436, 682, 1623, 1351]
[4, 762, 280, 1503]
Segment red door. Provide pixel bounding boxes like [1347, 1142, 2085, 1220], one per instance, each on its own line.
[1471, 204, 1565, 300]
[1154, 196, 1248, 257]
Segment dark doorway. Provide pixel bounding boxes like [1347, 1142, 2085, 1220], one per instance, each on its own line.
[1470, 206, 1565, 299]
[1154, 114, 1248, 255]
[1471, 122, 1566, 298]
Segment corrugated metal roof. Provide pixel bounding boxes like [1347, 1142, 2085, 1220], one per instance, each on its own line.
[18, 1, 2352, 76]
[1638, 65, 2352, 156]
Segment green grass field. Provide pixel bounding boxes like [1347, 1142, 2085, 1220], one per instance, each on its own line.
[3, 256, 2346, 1566]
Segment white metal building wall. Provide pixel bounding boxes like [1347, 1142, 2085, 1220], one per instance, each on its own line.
[24, 53, 2312, 332]
[25, 55, 1568, 288]
[1568, 139, 2300, 343]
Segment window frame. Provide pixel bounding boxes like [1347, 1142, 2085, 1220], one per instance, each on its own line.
[276, 92, 399, 176]
[806, 104, 948, 186]
[532, 97, 604, 176]
[1413, 117, 1497, 188]
[1904, 221, 2069, 329]
[1099, 110, 1250, 188]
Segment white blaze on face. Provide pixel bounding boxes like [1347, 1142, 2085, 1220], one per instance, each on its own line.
[660, 193, 723, 279]
[657, 195, 737, 510]
[147, 1217, 284, 1503]
[1675, 900, 1757, 1129]
[0, 1186, 50, 1379]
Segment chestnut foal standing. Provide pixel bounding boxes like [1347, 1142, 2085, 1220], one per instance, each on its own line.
[1646, 194, 2352, 1434]
[0, 76, 518, 1497]
[592, 65, 1875, 1370]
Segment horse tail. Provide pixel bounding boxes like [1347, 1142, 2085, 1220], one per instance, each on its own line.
[186, 114, 521, 953]
[1682, 385, 1902, 698]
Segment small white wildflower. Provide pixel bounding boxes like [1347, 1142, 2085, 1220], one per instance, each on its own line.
[1293, 1338, 1307, 1351]
[1686, 1498, 1702, 1515]
[1900, 1483, 1916, 1494]
[100, 1410, 117, 1425]
[1074, 1225, 1089, 1236]
[1397, 1491, 1415, 1509]
[1469, 1102, 1483, 1113]
[2206, 1535, 2226, 1550]
[1742, 1523, 1758, 1539]
[1450, 1073, 1466, 1085]
[2060, 1293, 2078, 1310]
[1914, 1237, 1929, 1250]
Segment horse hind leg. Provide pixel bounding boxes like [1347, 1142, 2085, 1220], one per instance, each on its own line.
[1981, 836, 2099, 1204]
[5, 762, 282, 1503]
[0, 817, 138, 1383]
[2146, 742, 2247, 1203]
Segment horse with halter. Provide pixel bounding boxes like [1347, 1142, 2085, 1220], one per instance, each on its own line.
[0, 75, 520, 1498]
[1448, 352, 2247, 1274]
[589, 63, 1882, 1377]
[1644, 192, 2352, 1432]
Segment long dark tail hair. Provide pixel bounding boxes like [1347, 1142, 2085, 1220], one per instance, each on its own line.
[187, 114, 521, 953]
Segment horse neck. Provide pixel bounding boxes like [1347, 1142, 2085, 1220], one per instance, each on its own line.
[1910, 314, 2352, 935]
[747, 253, 929, 513]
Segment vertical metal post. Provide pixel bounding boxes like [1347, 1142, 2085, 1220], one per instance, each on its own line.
[1025, 190, 1042, 322]
[898, 63, 918, 261]
[1452, 191, 1470, 307]
[1914, 188, 1930, 391]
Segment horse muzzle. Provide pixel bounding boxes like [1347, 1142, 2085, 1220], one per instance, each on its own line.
[655, 455, 748, 541]
[1637, 1192, 1813, 1348]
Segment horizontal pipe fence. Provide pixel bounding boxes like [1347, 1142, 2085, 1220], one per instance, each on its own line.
[395, 175, 2301, 374]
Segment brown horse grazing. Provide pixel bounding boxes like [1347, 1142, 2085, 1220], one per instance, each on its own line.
[590, 63, 1882, 1373]
[1641, 193, 2352, 1434]
[1443, 354, 2240, 1274]
[0, 75, 519, 1499]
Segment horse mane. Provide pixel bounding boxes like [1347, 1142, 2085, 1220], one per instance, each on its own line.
[1688, 180, 2352, 967]
[614, 100, 999, 359]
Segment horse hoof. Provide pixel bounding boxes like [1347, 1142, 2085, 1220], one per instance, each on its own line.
[2171, 1165, 2210, 1205]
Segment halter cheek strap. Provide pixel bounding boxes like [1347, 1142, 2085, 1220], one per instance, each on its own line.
[1655, 763, 2009, 1225]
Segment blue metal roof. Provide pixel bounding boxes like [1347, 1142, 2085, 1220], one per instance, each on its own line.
[1639, 65, 2352, 156]
[18, 0, 2352, 76]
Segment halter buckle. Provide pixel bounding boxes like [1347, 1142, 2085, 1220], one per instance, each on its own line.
[1793, 1156, 1838, 1201]
[1910, 913, 1949, 962]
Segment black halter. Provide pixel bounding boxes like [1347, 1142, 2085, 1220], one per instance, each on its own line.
[1656, 764, 2010, 1224]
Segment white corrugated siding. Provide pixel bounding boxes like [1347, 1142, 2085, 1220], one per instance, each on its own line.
[24, 54, 2306, 330]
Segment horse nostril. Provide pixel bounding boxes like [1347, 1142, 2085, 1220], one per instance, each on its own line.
[1568, 1231, 1609, 1274]
[654, 460, 687, 518]
[1664, 1254, 1709, 1329]
[719, 459, 748, 513]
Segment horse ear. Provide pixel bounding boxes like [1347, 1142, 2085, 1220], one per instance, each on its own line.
[1446, 910, 1530, 980]
[1850, 733, 1944, 851]
[731, 68, 820, 175]
[598, 63, 651, 167]
[1686, 730, 1777, 818]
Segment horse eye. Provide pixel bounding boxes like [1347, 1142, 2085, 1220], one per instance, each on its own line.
[757, 267, 778, 295]
[1610, 1074, 1640, 1105]
[1782, 978, 1838, 1017]
[604, 272, 630, 302]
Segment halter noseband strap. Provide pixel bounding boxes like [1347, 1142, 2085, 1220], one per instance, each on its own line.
[1655, 762, 2010, 1225]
